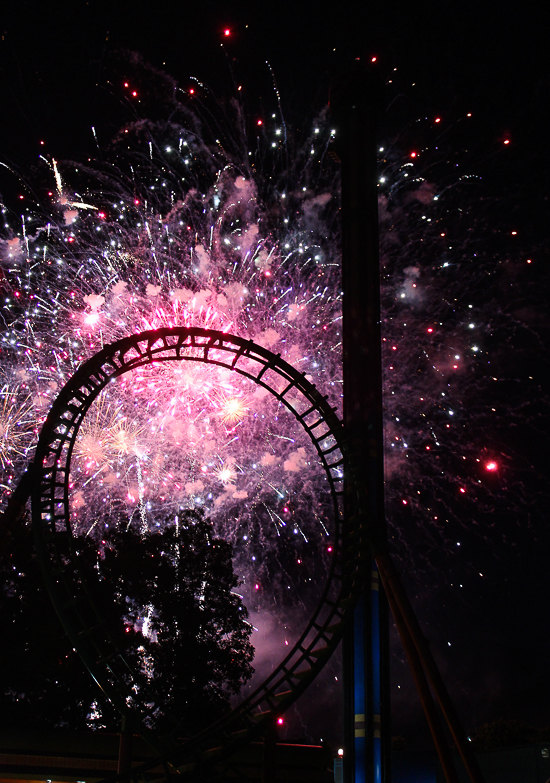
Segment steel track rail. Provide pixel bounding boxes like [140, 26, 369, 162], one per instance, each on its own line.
[23, 327, 371, 781]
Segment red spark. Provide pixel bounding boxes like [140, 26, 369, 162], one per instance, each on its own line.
[459, 488, 466, 494]
[277, 718, 284, 725]
[485, 461, 497, 471]
[435, 117, 441, 123]
[257, 119, 263, 126]
[410, 152, 417, 158]
[224, 28, 231, 36]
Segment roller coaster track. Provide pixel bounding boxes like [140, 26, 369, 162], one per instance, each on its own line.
[13, 327, 372, 781]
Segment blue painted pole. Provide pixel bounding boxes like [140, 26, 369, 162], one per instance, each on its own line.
[353, 596, 366, 783]
[371, 563, 382, 783]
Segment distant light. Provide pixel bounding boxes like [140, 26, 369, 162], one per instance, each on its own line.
[224, 28, 231, 36]
[338, 749, 344, 757]
[527, 259, 532, 264]
[503, 139, 510, 145]
[435, 117, 441, 123]
[132, 91, 137, 97]
[255, 583, 259, 590]
[486, 461, 497, 471]
[511, 231, 517, 235]
[459, 488, 466, 493]
[189, 88, 195, 94]
[410, 152, 417, 158]
[277, 717, 284, 725]
[371, 56, 377, 62]
[257, 119, 263, 126]
[427, 327, 433, 333]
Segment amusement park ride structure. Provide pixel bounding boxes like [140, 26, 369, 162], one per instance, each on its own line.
[2, 66, 486, 783]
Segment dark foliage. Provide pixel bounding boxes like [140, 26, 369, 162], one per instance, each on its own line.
[0, 510, 254, 735]
[469, 719, 550, 750]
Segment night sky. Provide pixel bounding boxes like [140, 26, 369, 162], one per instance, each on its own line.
[1, 0, 549, 750]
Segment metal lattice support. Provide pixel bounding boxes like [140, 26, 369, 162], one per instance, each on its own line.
[28, 327, 371, 781]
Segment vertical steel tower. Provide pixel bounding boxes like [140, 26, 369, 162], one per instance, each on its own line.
[330, 64, 389, 783]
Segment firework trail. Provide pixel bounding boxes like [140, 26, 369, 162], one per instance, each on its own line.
[0, 78, 342, 666]
[1, 62, 546, 727]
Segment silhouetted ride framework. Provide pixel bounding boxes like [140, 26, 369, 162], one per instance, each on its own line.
[27, 326, 371, 782]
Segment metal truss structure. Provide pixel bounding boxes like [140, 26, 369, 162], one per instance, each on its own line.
[27, 327, 371, 781]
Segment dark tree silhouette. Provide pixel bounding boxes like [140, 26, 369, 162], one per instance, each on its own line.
[0, 510, 254, 734]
